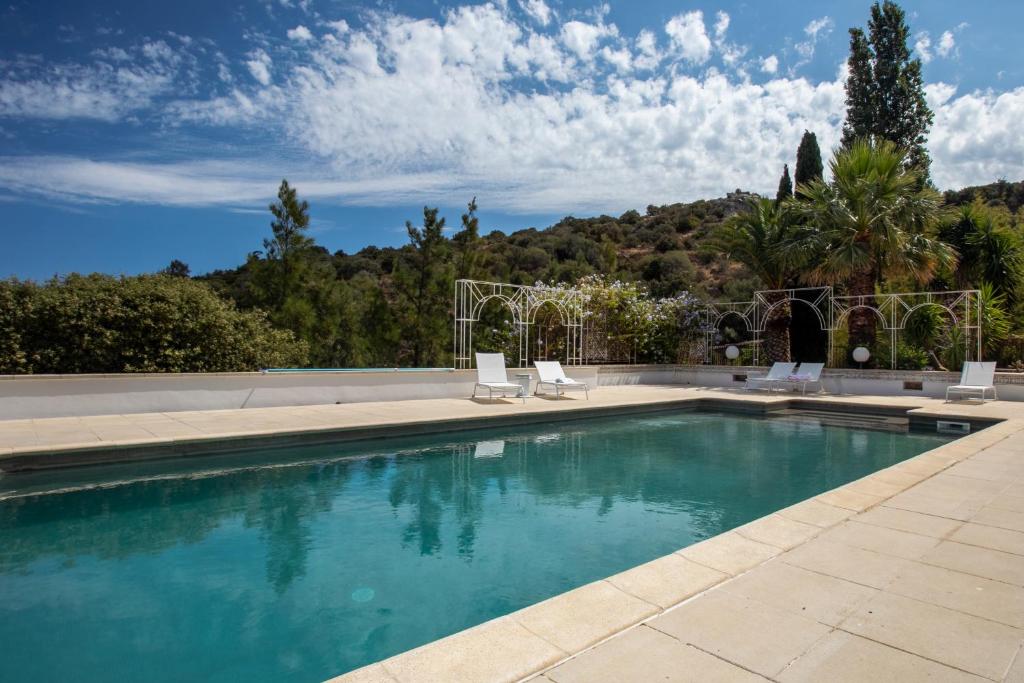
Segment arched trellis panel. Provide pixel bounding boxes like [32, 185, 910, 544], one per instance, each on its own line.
[702, 287, 981, 370]
[454, 279, 584, 369]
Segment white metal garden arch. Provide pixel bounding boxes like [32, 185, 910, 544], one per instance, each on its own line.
[453, 279, 584, 369]
[703, 287, 982, 369]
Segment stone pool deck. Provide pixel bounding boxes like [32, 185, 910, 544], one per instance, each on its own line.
[1, 386, 1022, 682]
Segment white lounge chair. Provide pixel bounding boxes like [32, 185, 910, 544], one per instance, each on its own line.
[946, 362, 998, 402]
[745, 362, 797, 392]
[779, 362, 824, 395]
[472, 353, 525, 403]
[534, 361, 589, 399]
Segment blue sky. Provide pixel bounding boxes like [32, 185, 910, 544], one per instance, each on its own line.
[1, 0, 1022, 280]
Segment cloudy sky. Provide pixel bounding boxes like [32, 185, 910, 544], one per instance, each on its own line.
[1, 0, 1022, 279]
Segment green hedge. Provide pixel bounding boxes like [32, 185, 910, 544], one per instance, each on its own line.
[0, 274, 308, 373]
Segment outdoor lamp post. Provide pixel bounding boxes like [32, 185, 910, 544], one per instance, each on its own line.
[725, 345, 740, 364]
[853, 346, 870, 369]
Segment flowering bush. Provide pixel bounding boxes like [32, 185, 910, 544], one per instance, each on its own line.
[538, 276, 706, 364]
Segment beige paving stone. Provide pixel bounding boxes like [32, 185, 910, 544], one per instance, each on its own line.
[886, 560, 1024, 629]
[649, 589, 830, 678]
[781, 538, 911, 589]
[869, 467, 930, 489]
[857, 505, 963, 538]
[990, 494, 1024, 514]
[947, 459, 1024, 483]
[327, 663, 397, 683]
[883, 490, 987, 522]
[543, 625, 766, 683]
[818, 520, 940, 560]
[815, 487, 885, 512]
[677, 532, 781, 576]
[734, 514, 821, 550]
[891, 454, 952, 478]
[844, 477, 907, 499]
[1007, 647, 1024, 683]
[606, 553, 727, 609]
[510, 581, 658, 655]
[776, 499, 855, 528]
[375, 616, 565, 683]
[950, 522, 1024, 556]
[777, 630, 986, 683]
[973, 505, 1024, 536]
[721, 559, 877, 626]
[916, 472, 1009, 499]
[921, 540, 1024, 586]
[839, 591, 1023, 680]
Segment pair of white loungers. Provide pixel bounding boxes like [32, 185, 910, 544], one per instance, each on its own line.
[745, 362, 824, 395]
[472, 353, 588, 403]
[746, 360, 998, 401]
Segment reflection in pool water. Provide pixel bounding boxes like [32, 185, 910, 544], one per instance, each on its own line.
[0, 410, 952, 682]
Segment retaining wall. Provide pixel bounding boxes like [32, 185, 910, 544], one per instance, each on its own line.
[0, 364, 1020, 420]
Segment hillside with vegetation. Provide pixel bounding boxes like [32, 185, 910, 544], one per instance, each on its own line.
[1, 0, 1022, 374]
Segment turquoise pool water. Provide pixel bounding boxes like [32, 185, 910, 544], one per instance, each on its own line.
[0, 410, 952, 682]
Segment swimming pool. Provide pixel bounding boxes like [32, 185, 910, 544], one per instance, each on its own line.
[0, 409, 953, 682]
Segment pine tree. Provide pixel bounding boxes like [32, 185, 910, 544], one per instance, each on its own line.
[776, 164, 793, 203]
[397, 207, 453, 367]
[452, 197, 482, 280]
[841, 1, 934, 180]
[794, 130, 824, 190]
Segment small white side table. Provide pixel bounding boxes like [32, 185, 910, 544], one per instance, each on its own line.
[514, 373, 532, 398]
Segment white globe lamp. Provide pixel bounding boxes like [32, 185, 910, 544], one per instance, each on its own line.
[725, 345, 740, 362]
[852, 346, 870, 368]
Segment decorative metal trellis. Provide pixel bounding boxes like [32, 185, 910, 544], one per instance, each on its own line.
[453, 279, 584, 369]
[454, 279, 982, 370]
[703, 287, 982, 369]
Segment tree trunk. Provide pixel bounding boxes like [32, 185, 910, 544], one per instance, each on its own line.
[847, 269, 877, 365]
[762, 296, 792, 363]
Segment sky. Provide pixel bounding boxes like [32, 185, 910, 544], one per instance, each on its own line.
[1, 0, 1022, 280]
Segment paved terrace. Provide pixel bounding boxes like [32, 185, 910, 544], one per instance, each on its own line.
[1, 386, 1022, 682]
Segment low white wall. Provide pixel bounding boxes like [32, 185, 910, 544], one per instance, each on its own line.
[1, 364, 1020, 421]
[597, 365, 1024, 402]
[0, 367, 601, 420]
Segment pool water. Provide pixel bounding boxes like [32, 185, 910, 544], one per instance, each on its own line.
[0, 410, 952, 682]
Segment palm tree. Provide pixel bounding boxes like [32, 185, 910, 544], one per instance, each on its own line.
[713, 198, 802, 362]
[939, 202, 1023, 301]
[793, 139, 956, 358]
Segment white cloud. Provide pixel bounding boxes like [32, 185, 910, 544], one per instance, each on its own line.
[519, 0, 552, 26]
[560, 20, 616, 60]
[937, 30, 955, 57]
[287, 25, 313, 42]
[792, 16, 833, 72]
[713, 11, 730, 42]
[0, 4, 1019, 215]
[634, 29, 660, 70]
[0, 41, 187, 121]
[915, 32, 933, 63]
[665, 11, 711, 64]
[246, 49, 272, 85]
[915, 25, 963, 64]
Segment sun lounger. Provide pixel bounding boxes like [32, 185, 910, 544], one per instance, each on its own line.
[779, 362, 824, 395]
[745, 362, 797, 392]
[946, 361, 997, 401]
[534, 361, 589, 399]
[472, 353, 525, 403]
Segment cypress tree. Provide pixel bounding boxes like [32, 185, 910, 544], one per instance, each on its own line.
[794, 130, 824, 190]
[776, 164, 793, 203]
[841, 1, 934, 180]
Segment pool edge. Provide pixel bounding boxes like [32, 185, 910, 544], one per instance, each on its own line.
[325, 408, 1021, 683]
